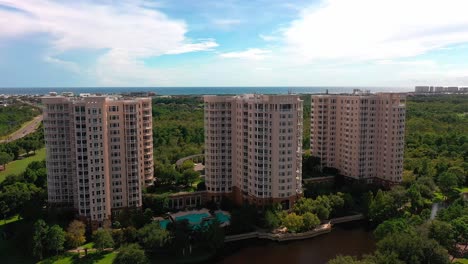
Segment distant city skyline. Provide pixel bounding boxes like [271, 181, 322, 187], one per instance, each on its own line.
[1, 0, 468, 87]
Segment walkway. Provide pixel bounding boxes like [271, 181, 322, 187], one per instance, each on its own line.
[225, 214, 364, 243]
[430, 202, 446, 220]
[175, 154, 204, 167]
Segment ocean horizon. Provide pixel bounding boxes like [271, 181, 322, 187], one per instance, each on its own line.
[0, 86, 412, 95]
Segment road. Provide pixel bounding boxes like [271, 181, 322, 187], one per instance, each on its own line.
[0, 115, 43, 143]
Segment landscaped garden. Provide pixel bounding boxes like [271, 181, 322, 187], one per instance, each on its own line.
[0, 148, 45, 182]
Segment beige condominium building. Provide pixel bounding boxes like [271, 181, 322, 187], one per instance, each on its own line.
[42, 95, 153, 228]
[310, 89, 406, 184]
[204, 94, 303, 209]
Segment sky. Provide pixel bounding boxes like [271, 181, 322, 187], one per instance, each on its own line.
[1, 0, 468, 87]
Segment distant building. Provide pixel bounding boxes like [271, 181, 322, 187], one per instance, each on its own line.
[42, 95, 153, 228]
[204, 94, 303, 209]
[415, 86, 430, 93]
[310, 90, 406, 184]
[434, 86, 444, 93]
[445, 87, 459, 93]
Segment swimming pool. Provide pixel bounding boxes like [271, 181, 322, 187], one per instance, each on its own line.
[175, 212, 210, 225]
[215, 211, 231, 223]
[159, 219, 171, 229]
[158, 211, 231, 229]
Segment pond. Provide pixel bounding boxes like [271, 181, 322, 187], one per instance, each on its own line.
[219, 225, 375, 264]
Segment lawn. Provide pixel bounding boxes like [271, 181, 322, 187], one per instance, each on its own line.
[39, 251, 117, 264]
[0, 148, 46, 182]
[0, 215, 20, 227]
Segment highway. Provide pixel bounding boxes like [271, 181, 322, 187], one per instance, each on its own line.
[0, 115, 43, 143]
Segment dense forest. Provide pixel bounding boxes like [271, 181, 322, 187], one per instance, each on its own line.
[404, 95, 468, 186]
[152, 97, 204, 165]
[0, 104, 40, 137]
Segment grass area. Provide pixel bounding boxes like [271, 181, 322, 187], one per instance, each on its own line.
[81, 242, 94, 249]
[454, 259, 468, 264]
[0, 215, 20, 227]
[0, 147, 46, 182]
[456, 186, 468, 193]
[151, 185, 196, 195]
[150, 178, 202, 195]
[39, 251, 116, 264]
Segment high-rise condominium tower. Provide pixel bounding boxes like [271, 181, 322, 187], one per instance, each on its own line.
[204, 94, 303, 208]
[310, 90, 406, 184]
[42, 95, 153, 228]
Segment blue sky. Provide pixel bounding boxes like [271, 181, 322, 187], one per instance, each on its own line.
[1, 0, 468, 87]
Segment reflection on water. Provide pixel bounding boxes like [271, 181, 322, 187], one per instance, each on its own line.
[219, 226, 375, 264]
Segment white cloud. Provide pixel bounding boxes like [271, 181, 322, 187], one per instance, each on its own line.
[259, 34, 279, 42]
[375, 60, 437, 67]
[220, 48, 271, 60]
[212, 19, 242, 27]
[166, 40, 218, 55]
[0, 0, 217, 84]
[43, 56, 81, 73]
[283, 0, 468, 61]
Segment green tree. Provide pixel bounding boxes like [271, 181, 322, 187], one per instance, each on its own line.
[282, 213, 304, 233]
[137, 222, 170, 251]
[373, 218, 410, 241]
[328, 193, 345, 216]
[47, 225, 66, 255]
[123, 226, 138, 243]
[438, 172, 459, 199]
[112, 229, 125, 249]
[65, 220, 86, 249]
[199, 220, 224, 251]
[229, 204, 257, 234]
[407, 184, 424, 213]
[264, 210, 281, 229]
[302, 212, 320, 231]
[451, 215, 468, 249]
[292, 197, 314, 215]
[428, 220, 456, 255]
[156, 165, 180, 185]
[313, 203, 330, 220]
[168, 219, 191, 256]
[32, 219, 48, 260]
[180, 169, 200, 187]
[180, 160, 195, 171]
[93, 229, 114, 251]
[0, 201, 10, 224]
[377, 232, 450, 264]
[446, 166, 466, 186]
[0, 151, 13, 169]
[369, 190, 399, 225]
[113, 243, 148, 264]
[327, 255, 362, 264]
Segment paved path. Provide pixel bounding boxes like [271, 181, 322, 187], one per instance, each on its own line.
[430, 202, 444, 220]
[0, 115, 43, 143]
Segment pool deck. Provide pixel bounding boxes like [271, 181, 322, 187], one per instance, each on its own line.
[171, 208, 210, 218]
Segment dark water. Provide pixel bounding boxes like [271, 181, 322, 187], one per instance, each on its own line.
[0, 86, 411, 95]
[219, 226, 375, 264]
